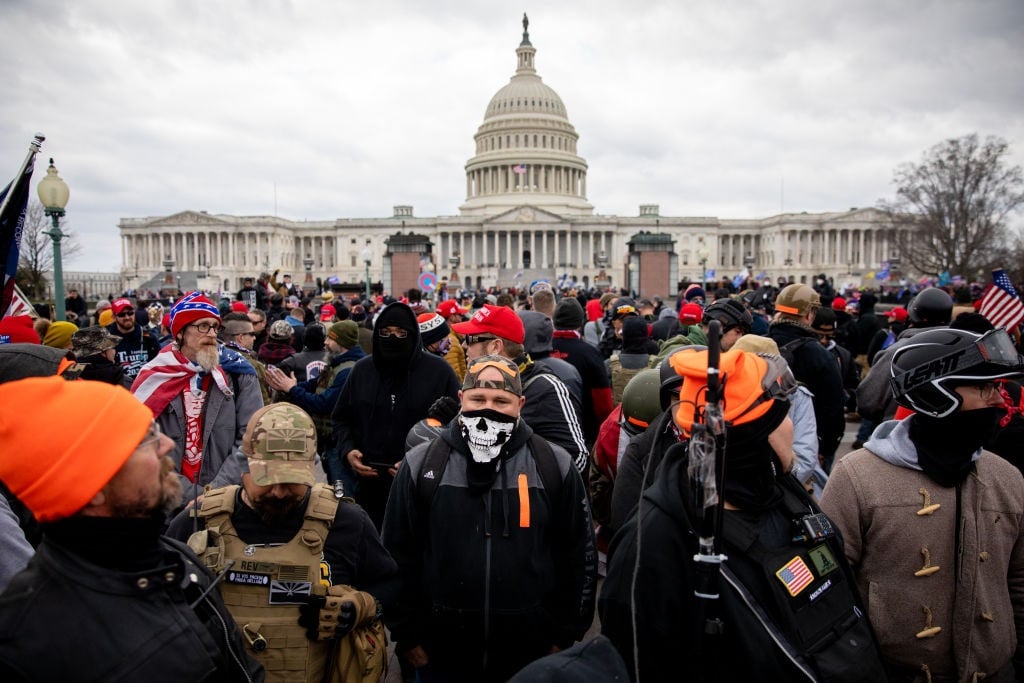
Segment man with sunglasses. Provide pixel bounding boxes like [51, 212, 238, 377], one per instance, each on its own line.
[106, 297, 160, 384]
[453, 304, 589, 474]
[132, 292, 263, 507]
[821, 328, 1024, 681]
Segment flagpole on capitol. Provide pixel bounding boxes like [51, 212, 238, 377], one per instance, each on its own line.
[0, 134, 46, 322]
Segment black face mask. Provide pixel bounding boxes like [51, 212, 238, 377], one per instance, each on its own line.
[909, 408, 1003, 487]
[377, 334, 415, 367]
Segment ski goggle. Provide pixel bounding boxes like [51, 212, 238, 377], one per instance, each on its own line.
[891, 328, 1023, 396]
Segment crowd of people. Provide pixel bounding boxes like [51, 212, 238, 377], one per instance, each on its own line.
[0, 268, 1023, 682]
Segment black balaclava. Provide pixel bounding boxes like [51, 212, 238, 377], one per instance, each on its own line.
[721, 399, 790, 511]
[371, 302, 419, 375]
[909, 408, 1003, 487]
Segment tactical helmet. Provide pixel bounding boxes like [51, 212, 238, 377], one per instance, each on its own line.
[889, 328, 1023, 417]
[659, 346, 706, 410]
[241, 404, 318, 486]
[774, 284, 821, 318]
[702, 298, 753, 334]
[621, 369, 663, 435]
[611, 297, 638, 320]
[907, 287, 954, 327]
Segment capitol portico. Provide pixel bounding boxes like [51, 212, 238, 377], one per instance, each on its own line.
[119, 18, 904, 298]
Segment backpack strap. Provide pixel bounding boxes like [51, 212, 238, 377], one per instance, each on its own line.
[416, 435, 454, 511]
[527, 433, 562, 504]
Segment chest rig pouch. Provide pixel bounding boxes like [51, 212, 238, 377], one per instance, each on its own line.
[188, 484, 339, 682]
[721, 477, 885, 682]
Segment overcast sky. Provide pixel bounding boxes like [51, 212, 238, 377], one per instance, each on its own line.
[2, 0, 1022, 272]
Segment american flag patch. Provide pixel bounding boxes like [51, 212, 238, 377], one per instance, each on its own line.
[775, 556, 814, 597]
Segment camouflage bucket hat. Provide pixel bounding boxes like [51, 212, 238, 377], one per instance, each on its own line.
[242, 404, 317, 486]
[71, 325, 122, 357]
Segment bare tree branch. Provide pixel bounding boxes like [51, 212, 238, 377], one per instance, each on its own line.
[878, 134, 1024, 279]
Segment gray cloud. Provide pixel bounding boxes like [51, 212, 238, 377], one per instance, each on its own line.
[2, 0, 1022, 271]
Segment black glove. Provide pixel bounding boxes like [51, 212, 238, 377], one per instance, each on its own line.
[427, 396, 460, 425]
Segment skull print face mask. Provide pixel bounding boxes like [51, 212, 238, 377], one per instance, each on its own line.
[458, 408, 518, 463]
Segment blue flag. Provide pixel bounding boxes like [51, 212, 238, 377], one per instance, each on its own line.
[0, 140, 41, 320]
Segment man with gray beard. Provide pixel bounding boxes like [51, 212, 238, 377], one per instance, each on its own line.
[132, 292, 263, 507]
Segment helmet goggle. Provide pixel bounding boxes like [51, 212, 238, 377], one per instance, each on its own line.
[613, 304, 637, 319]
[890, 329, 1024, 418]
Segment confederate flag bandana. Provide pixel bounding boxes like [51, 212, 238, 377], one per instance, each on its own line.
[131, 345, 232, 417]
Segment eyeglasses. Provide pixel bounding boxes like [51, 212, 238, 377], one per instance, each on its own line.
[379, 328, 408, 338]
[973, 382, 1000, 401]
[138, 421, 163, 449]
[188, 321, 222, 334]
[464, 334, 497, 346]
[116, 310, 135, 317]
[238, 331, 256, 337]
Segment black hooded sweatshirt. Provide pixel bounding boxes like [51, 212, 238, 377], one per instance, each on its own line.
[331, 302, 460, 527]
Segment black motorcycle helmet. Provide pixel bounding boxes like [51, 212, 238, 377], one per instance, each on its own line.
[659, 346, 706, 410]
[702, 298, 753, 334]
[889, 328, 1023, 417]
[907, 287, 954, 327]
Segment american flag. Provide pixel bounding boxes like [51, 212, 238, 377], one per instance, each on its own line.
[0, 138, 42, 322]
[980, 269, 1024, 331]
[775, 556, 814, 597]
[512, 164, 527, 174]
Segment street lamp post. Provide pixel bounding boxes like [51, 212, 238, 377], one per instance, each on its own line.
[361, 248, 372, 302]
[36, 158, 70, 320]
[697, 247, 709, 289]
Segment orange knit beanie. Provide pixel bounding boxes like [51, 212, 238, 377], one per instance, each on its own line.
[0, 376, 152, 521]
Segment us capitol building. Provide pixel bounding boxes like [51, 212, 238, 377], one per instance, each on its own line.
[118, 18, 902, 299]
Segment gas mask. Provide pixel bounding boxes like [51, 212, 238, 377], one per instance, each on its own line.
[458, 409, 517, 463]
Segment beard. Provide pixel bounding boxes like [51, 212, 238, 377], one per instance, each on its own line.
[195, 344, 220, 372]
[251, 492, 304, 524]
[109, 456, 184, 518]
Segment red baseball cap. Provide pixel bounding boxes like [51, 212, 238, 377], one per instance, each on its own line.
[230, 301, 249, 313]
[679, 303, 703, 325]
[831, 297, 847, 311]
[319, 304, 337, 322]
[451, 304, 525, 343]
[111, 298, 134, 315]
[437, 300, 468, 318]
[882, 307, 908, 322]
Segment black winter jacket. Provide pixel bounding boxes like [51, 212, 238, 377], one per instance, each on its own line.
[601, 447, 881, 682]
[332, 303, 460, 527]
[519, 358, 589, 473]
[768, 321, 845, 463]
[0, 531, 262, 682]
[382, 422, 597, 682]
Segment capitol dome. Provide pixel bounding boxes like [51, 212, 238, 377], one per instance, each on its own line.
[460, 16, 593, 217]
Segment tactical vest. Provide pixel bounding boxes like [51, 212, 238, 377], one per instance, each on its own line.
[311, 360, 355, 447]
[189, 484, 339, 682]
[609, 355, 642, 405]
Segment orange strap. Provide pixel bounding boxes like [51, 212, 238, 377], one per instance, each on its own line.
[518, 473, 530, 528]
